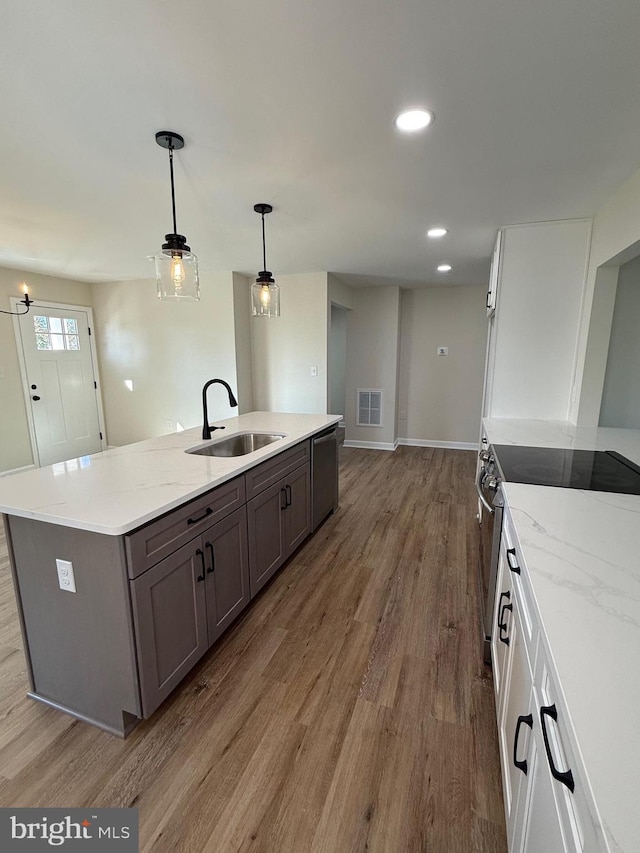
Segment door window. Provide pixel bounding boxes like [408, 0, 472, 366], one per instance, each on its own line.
[33, 315, 80, 351]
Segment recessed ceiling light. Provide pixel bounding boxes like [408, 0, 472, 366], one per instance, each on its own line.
[437, 264, 452, 272]
[427, 227, 448, 238]
[394, 109, 434, 132]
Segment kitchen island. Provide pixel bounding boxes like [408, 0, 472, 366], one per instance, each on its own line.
[0, 412, 341, 736]
[484, 418, 640, 852]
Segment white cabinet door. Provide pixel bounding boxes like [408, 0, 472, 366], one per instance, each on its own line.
[487, 230, 502, 316]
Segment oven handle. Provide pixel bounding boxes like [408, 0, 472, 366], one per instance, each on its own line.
[475, 467, 495, 514]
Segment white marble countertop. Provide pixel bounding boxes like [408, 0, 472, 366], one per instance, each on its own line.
[483, 418, 640, 467]
[502, 481, 640, 852]
[0, 412, 341, 536]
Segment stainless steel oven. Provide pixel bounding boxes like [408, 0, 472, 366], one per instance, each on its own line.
[476, 446, 504, 665]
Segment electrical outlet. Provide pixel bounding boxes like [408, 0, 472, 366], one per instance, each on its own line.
[310, 366, 318, 376]
[400, 410, 407, 420]
[166, 419, 174, 432]
[56, 559, 76, 593]
[437, 346, 448, 356]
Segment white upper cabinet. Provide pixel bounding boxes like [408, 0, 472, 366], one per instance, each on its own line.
[484, 219, 592, 421]
[486, 229, 502, 317]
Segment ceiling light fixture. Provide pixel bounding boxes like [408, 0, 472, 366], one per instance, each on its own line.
[394, 109, 434, 132]
[437, 264, 452, 272]
[251, 203, 280, 318]
[0, 282, 33, 316]
[152, 131, 200, 302]
[427, 227, 448, 238]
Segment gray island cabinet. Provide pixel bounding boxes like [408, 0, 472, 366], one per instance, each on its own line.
[1, 414, 340, 737]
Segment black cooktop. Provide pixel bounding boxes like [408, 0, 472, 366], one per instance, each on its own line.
[492, 445, 640, 494]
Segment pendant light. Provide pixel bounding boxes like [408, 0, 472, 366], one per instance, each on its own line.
[152, 131, 200, 301]
[251, 203, 280, 317]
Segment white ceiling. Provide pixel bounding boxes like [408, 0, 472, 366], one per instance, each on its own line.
[3, 0, 640, 288]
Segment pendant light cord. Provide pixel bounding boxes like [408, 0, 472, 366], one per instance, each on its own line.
[168, 143, 178, 235]
[261, 211, 267, 271]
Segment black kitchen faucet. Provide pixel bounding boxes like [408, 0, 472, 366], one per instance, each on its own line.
[201, 379, 238, 439]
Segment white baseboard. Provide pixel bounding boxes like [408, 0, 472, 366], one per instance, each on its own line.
[343, 439, 398, 451]
[398, 438, 479, 451]
[0, 463, 36, 477]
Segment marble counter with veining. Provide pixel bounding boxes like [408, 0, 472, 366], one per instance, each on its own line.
[503, 481, 640, 852]
[0, 412, 341, 535]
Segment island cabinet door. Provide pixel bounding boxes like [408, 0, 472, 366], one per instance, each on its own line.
[283, 463, 311, 557]
[202, 506, 250, 646]
[131, 540, 208, 717]
[247, 480, 287, 597]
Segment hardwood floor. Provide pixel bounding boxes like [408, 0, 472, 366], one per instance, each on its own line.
[0, 447, 506, 852]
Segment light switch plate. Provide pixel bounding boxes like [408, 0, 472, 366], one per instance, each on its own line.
[437, 346, 448, 356]
[56, 558, 76, 593]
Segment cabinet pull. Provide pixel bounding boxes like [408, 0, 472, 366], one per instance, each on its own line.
[486, 290, 492, 308]
[196, 548, 206, 582]
[280, 488, 287, 511]
[188, 507, 213, 525]
[286, 484, 292, 507]
[513, 713, 533, 775]
[506, 548, 521, 575]
[497, 591, 512, 646]
[540, 704, 575, 793]
[205, 541, 215, 574]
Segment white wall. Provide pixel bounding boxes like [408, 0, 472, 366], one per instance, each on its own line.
[91, 273, 238, 446]
[232, 273, 255, 414]
[250, 272, 328, 414]
[0, 266, 93, 473]
[574, 166, 640, 424]
[599, 256, 640, 427]
[398, 286, 486, 445]
[345, 286, 401, 447]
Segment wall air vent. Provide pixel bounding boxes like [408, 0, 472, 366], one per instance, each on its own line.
[356, 389, 383, 427]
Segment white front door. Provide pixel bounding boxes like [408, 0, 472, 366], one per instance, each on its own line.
[16, 305, 104, 466]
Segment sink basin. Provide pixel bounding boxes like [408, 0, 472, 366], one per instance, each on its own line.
[186, 433, 285, 458]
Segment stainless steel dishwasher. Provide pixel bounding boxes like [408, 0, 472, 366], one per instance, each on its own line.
[311, 427, 339, 531]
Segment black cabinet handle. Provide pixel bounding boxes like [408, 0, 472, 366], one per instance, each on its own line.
[32, 395, 41, 401]
[188, 507, 213, 525]
[507, 548, 521, 575]
[513, 713, 533, 775]
[497, 591, 512, 645]
[486, 290, 492, 308]
[286, 484, 292, 507]
[540, 704, 575, 792]
[195, 548, 206, 582]
[280, 488, 287, 510]
[205, 541, 215, 574]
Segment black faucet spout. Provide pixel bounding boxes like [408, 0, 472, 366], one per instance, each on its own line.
[202, 379, 239, 439]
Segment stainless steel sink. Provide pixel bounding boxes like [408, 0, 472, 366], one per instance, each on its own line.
[186, 433, 285, 458]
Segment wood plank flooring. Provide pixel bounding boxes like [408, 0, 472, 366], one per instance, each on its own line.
[0, 446, 506, 852]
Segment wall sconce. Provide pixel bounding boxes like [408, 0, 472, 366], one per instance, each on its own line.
[1, 282, 33, 316]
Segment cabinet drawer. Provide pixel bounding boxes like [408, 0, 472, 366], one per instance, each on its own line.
[244, 440, 310, 500]
[126, 475, 246, 577]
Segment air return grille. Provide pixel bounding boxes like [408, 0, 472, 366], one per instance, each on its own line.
[357, 389, 383, 427]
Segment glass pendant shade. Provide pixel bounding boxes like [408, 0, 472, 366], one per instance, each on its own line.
[251, 278, 280, 317]
[153, 238, 200, 301]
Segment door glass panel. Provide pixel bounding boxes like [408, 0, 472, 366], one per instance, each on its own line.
[33, 316, 82, 352]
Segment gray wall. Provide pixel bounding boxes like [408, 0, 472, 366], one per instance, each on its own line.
[398, 286, 486, 445]
[599, 255, 640, 427]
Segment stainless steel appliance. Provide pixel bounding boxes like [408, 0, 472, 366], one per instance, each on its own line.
[311, 427, 339, 531]
[477, 442, 640, 664]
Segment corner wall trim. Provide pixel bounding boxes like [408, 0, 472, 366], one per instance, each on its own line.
[343, 440, 398, 451]
[398, 438, 479, 451]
